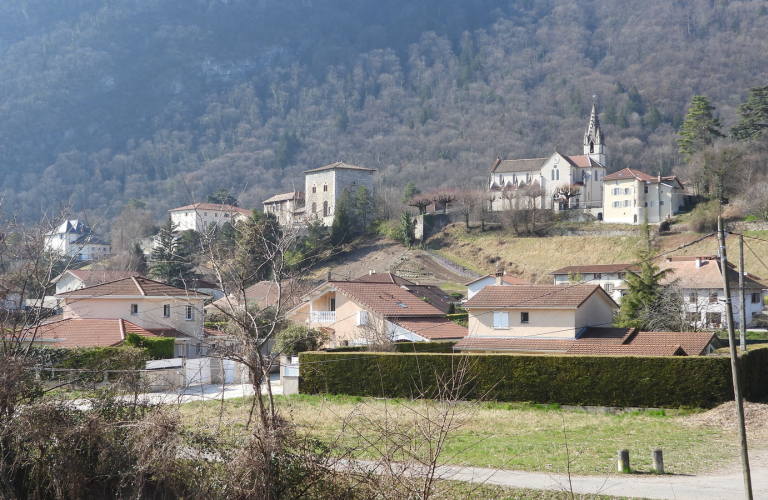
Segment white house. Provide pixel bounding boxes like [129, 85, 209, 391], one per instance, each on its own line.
[601, 168, 686, 224]
[169, 203, 252, 233]
[464, 273, 530, 299]
[657, 256, 767, 330]
[44, 220, 111, 261]
[550, 264, 638, 302]
[489, 105, 607, 214]
[52, 270, 144, 296]
[262, 191, 305, 227]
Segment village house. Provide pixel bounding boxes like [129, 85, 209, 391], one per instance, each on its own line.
[262, 191, 305, 227]
[304, 162, 376, 226]
[288, 280, 467, 347]
[601, 168, 686, 224]
[44, 220, 111, 261]
[354, 271, 457, 313]
[655, 256, 767, 330]
[454, 284, 721, 355]
[55, 276, 210, 358]
[465, 272, 530, 299]
[550, 264, 638, 302]
[52, 269, 144, 295]
[489, 105, 607, 214]
[169, 202, 251, 232]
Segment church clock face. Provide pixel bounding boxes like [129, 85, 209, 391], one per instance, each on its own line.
[553, 156, 559, 164]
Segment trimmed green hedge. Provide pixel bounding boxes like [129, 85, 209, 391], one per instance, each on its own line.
[740, 344, 768, 401]
[299, 351, 745, 408]
[324, 341, 456, 353]
[124, 333, 175, 359]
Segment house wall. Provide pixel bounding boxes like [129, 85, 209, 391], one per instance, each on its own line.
[603, 179, 685, 224]
[304, 168, 375, 226]
[682, 287, 765, 329]
[553, 273, 625, 302]
[55, 274, 84, 295]
[62, 297, 206, 338]
[467, 307, 578, 338]
[171, 208, 247, 233]
[467, 277, 496, 299]
[573, 293, 617, 330]
[264, 198, 304, 226]
[44, 234, 110, 261]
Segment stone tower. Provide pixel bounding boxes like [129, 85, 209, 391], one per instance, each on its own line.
[583, 103, 606, 166]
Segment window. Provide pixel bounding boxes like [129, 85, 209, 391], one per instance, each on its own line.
[356, 310, 368, 326]
[706, 312, 722, 326]
[323, 184, 328, 192]
[311, 202, 317, 213]
[589, 141, 594, 153]
[659, 201, 664, 206]
[551, 170, 555, 181]
[644, 185, 649, 194]
[186, 306, 194, 321]
[594, 273, 602, 279]
[556, 170, 559, 180]
[604, 283, 613, 292]
[618, 272, 626, 279]
[175, 343, 185, 358]
[615, 180, 620, 185]
[612, 188, 620, 195]
[689, 292, 698, 302]
[493, 312, 509, 329]
[644, 202, 648, 207]
[709, 292, 719, 303]
[312, 185, 316, 194]
[204, 212, 208, 216]
[329, 298, 336, 311]
[612, 201, 620, 208]
[214, 213, 218, 217]
[323, 201, 329, 217]
[624, 188, 630, 195]
[623, 200, 630, 207]
[649, 201, 654, 207]
[520, 312, 529, 323]
[163, 304, 170, 318]
[752, 293, 760, 303]
[130, 304, 138, 315]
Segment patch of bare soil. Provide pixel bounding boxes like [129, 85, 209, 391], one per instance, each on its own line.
[682, 401, 768, 435]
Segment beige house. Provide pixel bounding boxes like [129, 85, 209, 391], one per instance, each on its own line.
[288, 280, 466, 347]
[57, 276, 209, 358]
[601, 168, 686, 224]
[462, 284, 618, 339]
[262, 191, 305, 227]
[169, 203, 252, 232]
[489, 105, 607, 213]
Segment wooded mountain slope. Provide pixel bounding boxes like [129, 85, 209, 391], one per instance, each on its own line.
[0, 0, 766, 223]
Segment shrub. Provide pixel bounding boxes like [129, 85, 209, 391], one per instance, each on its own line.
[687, 200, 720, 233]
[299, 351, 743, 408]
[274, 325, 328, 356]
[124, 333, 175, 359]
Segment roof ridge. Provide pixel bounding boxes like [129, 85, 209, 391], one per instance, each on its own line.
[131, 275, 146, 296]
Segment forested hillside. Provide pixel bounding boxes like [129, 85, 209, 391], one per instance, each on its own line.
[0, 0, 766, 224]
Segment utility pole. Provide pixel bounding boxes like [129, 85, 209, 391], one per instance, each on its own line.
[718, 217, 753, 500]
[739, 234, 747, 352]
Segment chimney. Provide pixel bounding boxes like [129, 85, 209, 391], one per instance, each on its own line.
[369, 269, 375, 275]
[695, 258, 702, 269]
[495, 272, 503, 286]
[327, 271, 332, 281]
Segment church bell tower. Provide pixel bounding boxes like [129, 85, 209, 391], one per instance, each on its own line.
[583, 103, 606, 166]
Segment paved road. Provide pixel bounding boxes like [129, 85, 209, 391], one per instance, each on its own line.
[120, 380, 281, 406]
[435, 461, 768, 500]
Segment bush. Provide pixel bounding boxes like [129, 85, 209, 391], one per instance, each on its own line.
[274, 325, 328, 356]
[688, 200, 720, 233]
[124, 333, 175, 359]
[299, 351, 744, 408]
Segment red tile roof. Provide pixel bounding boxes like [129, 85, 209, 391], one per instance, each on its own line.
[263, 191, 304, 204]
[353, 272, 415, 285]
[454, 337, 575, 352]
[400, 284, 456, 313]
[463, 284, 617, 309]
[491, 158, 548, 174]
[169, 203, 251, 217]
[628, 331, 721, 356]
[601, 168, 680, 184]
[58, 270, 144, 286]
[550, 265, 639, 275]
[561, 155, 600, 168]
[566, 344, 685, 356]
[23, 318, 157, 348]
[392, 318, 468, 340]
[60, 276, 208, 299]
[658, 258, 766, 290]
[328, 281, 444, 317]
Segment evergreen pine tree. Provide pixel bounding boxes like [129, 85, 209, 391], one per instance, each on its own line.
[330, 190, 353, 246]
[677, 95, 723, 162]
[731, 85, 768, 140]
[353, 186, 373, 233]
[402, 182, 421, 204]
[149, 217, 194, 287]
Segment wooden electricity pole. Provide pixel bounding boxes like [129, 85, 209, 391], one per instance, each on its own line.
[718, 217, 753, 500]
[739, 234, 747, 352]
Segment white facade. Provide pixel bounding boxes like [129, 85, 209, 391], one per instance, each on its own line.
[44, 220, 110, 262]
[262, 191, 305, 227]
[169, 203, 251, 233]
[601, 169, 686, 224]
[551, 268, 631, 303]
[465, 274, 529, 299]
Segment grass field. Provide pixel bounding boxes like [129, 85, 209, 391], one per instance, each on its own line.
[178, 394, 748, 476]
[426, 225, 768, 283]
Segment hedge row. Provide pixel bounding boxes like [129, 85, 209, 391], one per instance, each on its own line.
[299, 351, 750, 408]
[324, 341, 457, 353]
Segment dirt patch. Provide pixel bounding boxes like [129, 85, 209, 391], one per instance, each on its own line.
[682, 401, 768, 435]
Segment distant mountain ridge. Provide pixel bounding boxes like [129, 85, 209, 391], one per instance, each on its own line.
[0, 0, 764, 225]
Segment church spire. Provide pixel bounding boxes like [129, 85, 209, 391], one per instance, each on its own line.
[583, 102, 606, 166]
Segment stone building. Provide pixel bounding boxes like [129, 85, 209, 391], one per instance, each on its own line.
[304, 162, 376, 226]
[262, 191, 305, 226]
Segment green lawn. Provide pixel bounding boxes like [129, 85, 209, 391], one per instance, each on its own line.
[179, 394, 744, 476]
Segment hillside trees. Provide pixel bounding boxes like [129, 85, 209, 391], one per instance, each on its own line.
[731, 85, 768, 141]
[677, 96, 723, 162]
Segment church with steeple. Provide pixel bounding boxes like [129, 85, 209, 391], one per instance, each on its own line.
[489, 104, 607, 214]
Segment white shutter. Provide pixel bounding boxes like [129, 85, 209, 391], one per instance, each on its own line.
[356, 310, 368, 326]
[493, 312, 509, 329]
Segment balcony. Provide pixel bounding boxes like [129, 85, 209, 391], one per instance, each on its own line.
[310, 311, 336, 323]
